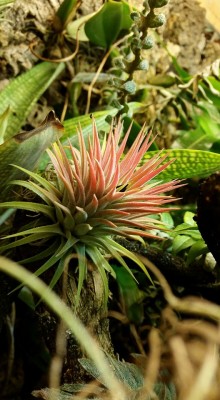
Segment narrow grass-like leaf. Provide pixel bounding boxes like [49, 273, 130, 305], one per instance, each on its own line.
[33, 241, 67, 278]
[106, 237, 152, 282]
[10, 180, 59, 205]
[0, 233, 54, 251]
[11, 165, 61, 196]
[3, 223, 62, 239]
[172, 235, 195, 254]
[55, 233, 78, 258]
[0, 257, 127, 398]
[48, 254, 69, 290]
[86, 246, 109, 305]
[74, 243, 87, 309]
[20, 240, 60, 265]
[0, 209, 15, 225]
[0, 201, 54, 219]
[186, 240, 208, 265]
[96, 236, 135, 278]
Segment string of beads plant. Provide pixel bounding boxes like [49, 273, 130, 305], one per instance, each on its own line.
[109, 0, 169, 115]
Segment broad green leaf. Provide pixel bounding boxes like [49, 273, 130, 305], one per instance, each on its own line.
[172, 226, 201, 240]
[210, 140, 220, 154]
[63, 102, 144, 141]
[0, 106, 10, 144]
[67, 12, 97, 42]
[160, 212, 174, 229]
[142, 149, 220, 180]
[112, 264, 145, 324]
[62, 109, 118, 144]
[84, 0, 132, 48]
[186, 240, 208, 265]
[174, 125, 218, 150]
[183, 211, 196, 226]
[0, 61, 64, 140]
[56, 0, 78, 28]
[0, 112, 63, 202]
[172, 235, 195, 254]
[200, 83, 220, 109]
[198, 101, 220, 124]
[35, 108, 118, 169]
[207, 76, 220, 93]
[148, 74, 176, 87]
[197, 113, 220, 139]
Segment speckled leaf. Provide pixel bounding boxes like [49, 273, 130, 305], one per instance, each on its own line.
[141, 149, 220, 180]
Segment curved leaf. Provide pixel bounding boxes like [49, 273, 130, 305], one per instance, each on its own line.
[0, 112, 63, 201]
[142, 149, 220, 180]
[0, 61, 65, 140]
[84, 0, 132, 48]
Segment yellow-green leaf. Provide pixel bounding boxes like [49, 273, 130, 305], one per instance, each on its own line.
[142, 149, 220, 180]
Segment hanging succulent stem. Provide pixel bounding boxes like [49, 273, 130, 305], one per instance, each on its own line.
[109, 0, 169, 116]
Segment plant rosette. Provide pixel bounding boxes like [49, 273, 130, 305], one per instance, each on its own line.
[0, 120, 182, 305]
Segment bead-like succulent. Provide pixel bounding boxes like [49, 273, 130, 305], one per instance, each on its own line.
[137, 59, 149, 71]
[142, 35, 154, 50]
[110, 0, 170, 115]
[147, 12, 166, 28]
[0, 120, 182, 305]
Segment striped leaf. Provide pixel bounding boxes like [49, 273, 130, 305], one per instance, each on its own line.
[0, 61, 64, 140]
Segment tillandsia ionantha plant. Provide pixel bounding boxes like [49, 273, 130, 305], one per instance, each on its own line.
[0, 119, 182, 305]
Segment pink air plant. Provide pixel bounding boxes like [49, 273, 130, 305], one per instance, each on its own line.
[48, 120, 180, 239]
[0, 120, 182, 304]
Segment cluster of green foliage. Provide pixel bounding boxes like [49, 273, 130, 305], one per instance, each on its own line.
[0, 0, 220, 398]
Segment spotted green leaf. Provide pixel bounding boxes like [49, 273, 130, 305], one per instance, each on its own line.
[142, 149, 220, 180]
